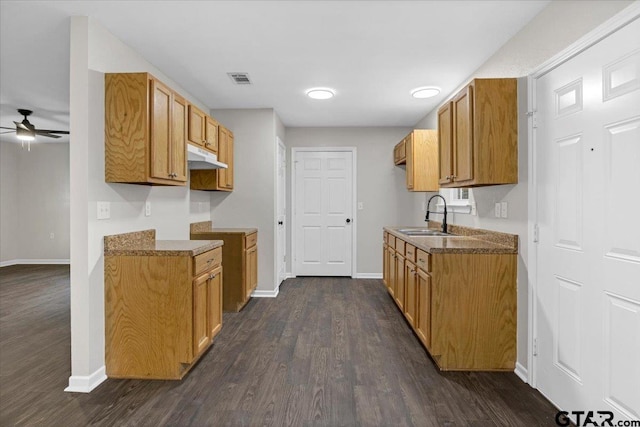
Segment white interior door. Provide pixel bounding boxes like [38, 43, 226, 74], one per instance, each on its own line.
[294, 149, 354, 276]
[276, 138, 286, 285]
[535, 17, 640, 421]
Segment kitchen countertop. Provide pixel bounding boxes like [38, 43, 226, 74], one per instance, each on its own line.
[192, 228, 258, 235]
[384, 223, 518, 255]
[104, 229, 223, 256]
[190, 221, 257, 236]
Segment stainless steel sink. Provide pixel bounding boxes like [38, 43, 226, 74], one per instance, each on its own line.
[397, 228, 452, 237]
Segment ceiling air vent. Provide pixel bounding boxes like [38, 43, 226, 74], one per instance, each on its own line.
[227, 72, 251, 85]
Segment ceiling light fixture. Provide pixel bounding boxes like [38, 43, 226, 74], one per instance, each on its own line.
[16, 126, 35, 141]
[306, 88, 335, 100]
[411, 86, 440, 99]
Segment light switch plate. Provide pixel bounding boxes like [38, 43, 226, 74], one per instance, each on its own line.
[145, 201, 151, 217]
[97, 201, 110, 220]
[501, 202, 508, 218]
[495, 203, 501, 218]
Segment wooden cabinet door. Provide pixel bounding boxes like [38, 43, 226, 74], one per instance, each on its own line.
[438, 103, 453, 185]
[188, 105, 206, 147]
[204, 116, 218, 154]
[217, 127, 229, 188]
[388, 249, 396, 297]
[246, 246, 257, 300]
[224, 130, 234, 189]
[208, 266, 223, 339]
[383, 243, 389, 287]
[405, 135, 414, 190]
[452, 85, 474, 183]
[395, 253, 405, 311]
[150, 78, 172, 181]
[193, 273, 210, 358]
[171, 93, 187, 182]
[416, 268, 431, 349]
[405, 260, 417, 327]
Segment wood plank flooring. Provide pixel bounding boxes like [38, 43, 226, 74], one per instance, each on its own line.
[0, 265, 560, 426]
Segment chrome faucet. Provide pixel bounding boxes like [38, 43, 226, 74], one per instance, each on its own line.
[425, 194, 448, 234]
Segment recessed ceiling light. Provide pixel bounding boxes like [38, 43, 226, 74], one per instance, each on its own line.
[411, 86, 440, 99]
[306, 88, 335, 100]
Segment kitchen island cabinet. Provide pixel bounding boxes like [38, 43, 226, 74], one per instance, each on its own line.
[383, 225, 517, 371]
[104, 230, 223, 380]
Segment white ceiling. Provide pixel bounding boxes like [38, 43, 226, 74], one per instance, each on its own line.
[0, 0, 550, 145]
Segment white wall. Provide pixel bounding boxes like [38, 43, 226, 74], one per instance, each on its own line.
[412, 0, 634, 375]
[0, 142, 20, 263]
[0, 142, 70, 265]
[284, 127, 413, 276]
[67, 16, 212, 392]
[208, 109, 278, 294]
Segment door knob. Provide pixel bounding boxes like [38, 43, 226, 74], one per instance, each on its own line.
[278, 221, 283, 225]
[346, 218, 351, 223]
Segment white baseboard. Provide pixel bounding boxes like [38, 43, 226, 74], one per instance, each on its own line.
[355, 273, 383, 279]
[0, 259, 70, 268]
[65, 366, 107, 393]
[514, 362, 528, 384]
[251, 288, 280, 298]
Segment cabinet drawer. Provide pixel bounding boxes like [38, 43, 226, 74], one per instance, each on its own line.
[416, 249, 431, 272]
[395, 239, 405, 253]
[245, 232, 258, 249]
[193, 246, 222, 276]
[405, 244, 416, 262]
[387, 234, 396, 247]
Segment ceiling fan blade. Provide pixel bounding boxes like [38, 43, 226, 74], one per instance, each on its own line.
[37, 132, 62, 139]
[0, 126, 16, 130]
[0, 131, 16, 134]
[35, 129, 70, 135]
[14, 121, 30, 131]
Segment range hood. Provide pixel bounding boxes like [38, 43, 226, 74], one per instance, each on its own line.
[187, 144, 228, 169]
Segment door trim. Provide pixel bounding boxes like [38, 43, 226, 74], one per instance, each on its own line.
[290, 146, 357, 278]
[527, 3, 640, 388]
[275, 137, 286, 289]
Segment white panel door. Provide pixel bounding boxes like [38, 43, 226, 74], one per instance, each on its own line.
[536, 17, 640, 420]
[294, 150, 353, 276]
[276, 139, 287, 285]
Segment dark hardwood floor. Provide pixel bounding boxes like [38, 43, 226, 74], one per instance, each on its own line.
[1, 265, 560, 426]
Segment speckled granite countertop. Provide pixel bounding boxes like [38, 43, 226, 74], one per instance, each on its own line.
[190, 221, 257, 236]
[104, 229, 223, 256]
[384, 222, 518, 255]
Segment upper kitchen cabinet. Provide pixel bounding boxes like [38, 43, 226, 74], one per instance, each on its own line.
[105, 72, 187, 185]
[190, 124, 234, 191]
[394, 130, 439, 192]
[188, 105, 218, 155]
[437, 78, 517, 188]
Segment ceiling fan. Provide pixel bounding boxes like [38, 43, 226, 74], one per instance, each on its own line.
[0, 109, 69, 150]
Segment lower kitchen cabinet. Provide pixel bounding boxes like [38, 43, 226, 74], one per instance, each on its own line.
[191, 227, 258, 312]
[383, 229, 516, 371]
[105, 245, 223, 380]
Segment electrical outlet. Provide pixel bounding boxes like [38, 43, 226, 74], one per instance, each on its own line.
[49, 232, 55, 240]
[501, 202, 508, 218]
[495, 203, 501, 218]
[471, 202, 477, 216]
[145, 201, 151, 217]
[97, 201, 110, 220]
[358, 202, 364, 210]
